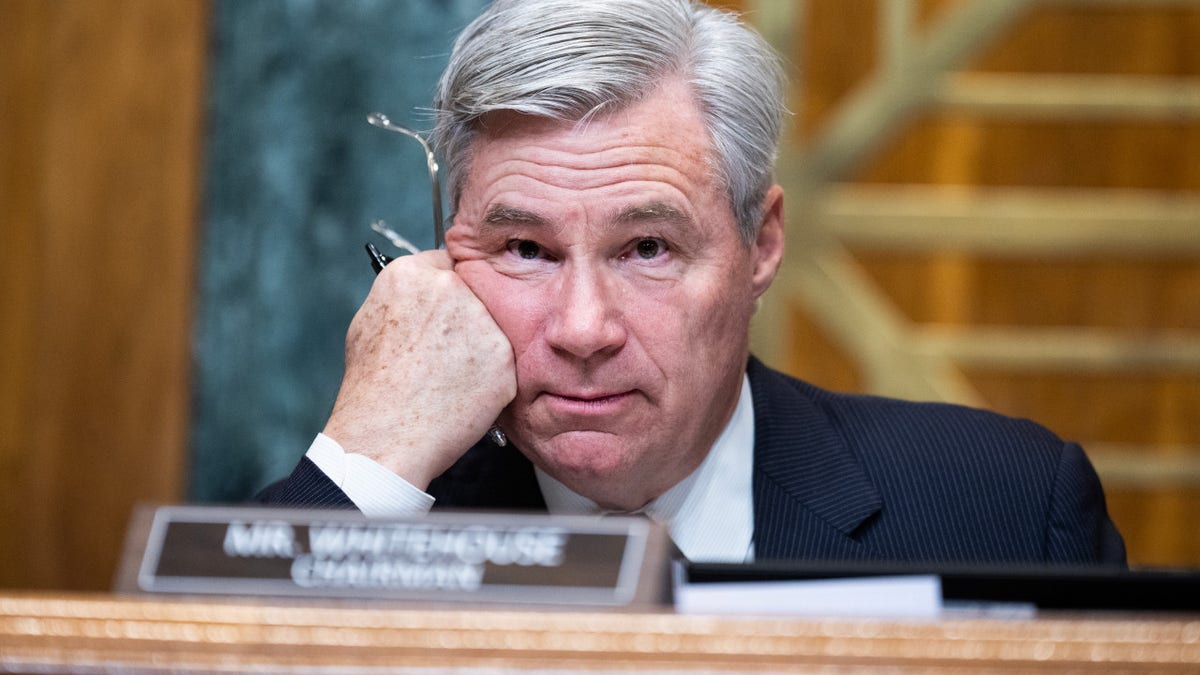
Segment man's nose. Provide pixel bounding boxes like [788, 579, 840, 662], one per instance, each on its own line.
[543, 265, 627, 360]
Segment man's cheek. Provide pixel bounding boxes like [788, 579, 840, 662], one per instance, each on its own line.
[477, 278, 543, 351]
[454, 261, 508, 307]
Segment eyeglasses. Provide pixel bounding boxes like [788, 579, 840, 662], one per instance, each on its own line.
[366, 112, 444, 253]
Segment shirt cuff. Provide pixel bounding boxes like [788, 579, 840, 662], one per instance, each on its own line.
[304, 433, 435, 517]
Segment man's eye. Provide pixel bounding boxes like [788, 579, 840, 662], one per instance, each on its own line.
[508, 239, 542, 259]
[633, 238, 666, 259]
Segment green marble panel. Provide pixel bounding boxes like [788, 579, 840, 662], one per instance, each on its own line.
[192, 0, 489, 501]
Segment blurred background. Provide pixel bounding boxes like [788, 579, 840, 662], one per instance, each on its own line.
[2, 0, 1197, 591]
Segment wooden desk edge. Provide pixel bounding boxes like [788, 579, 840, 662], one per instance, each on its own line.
[1, 591, 1197, 672]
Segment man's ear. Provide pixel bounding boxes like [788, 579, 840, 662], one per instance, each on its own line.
[750, 184, 785, 299]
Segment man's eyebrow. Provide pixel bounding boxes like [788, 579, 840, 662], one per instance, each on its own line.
[483, 204, 548, 227]
[614, 202, 690, 226]
[481, 202, 691, 230]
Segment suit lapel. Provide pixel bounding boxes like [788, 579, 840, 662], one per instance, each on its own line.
[747, 358, 884, 561]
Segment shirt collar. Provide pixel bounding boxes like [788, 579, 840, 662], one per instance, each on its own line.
[536, 374, 756, 562]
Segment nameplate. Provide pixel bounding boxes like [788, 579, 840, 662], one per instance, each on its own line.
[116, 505, 671, 607]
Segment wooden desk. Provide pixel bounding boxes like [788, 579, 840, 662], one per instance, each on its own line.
[1, 592, 1197, 672]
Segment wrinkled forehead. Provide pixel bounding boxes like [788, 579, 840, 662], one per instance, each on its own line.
[453, 84, 721, 206]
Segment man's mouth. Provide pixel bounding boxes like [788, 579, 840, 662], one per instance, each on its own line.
[540, 390, 637, 416]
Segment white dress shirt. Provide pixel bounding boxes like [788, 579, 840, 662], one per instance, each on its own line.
[304, 374, 757, 562]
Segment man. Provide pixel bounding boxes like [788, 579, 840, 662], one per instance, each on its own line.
[260, 0, 1126, 566]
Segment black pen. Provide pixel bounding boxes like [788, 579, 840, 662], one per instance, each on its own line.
[365, 242, 394, 275]
[363, 241, 509, 447]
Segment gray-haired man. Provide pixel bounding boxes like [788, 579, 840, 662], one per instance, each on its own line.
[261, 0, 1125, 566]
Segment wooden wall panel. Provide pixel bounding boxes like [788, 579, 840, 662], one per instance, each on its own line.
[972, 6, 1200, 75]
[783, 302, 864, 395]
[965, 371, 1199, 449]
[855, 253, 1200, 331]
[865, 118, 1200, 189]
[797, 1, 879, 139]
[1106, 486, 1200, 566]
[0, 0, 207, 590]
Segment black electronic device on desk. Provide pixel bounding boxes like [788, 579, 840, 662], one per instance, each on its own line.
[682, 560, 1200, 614]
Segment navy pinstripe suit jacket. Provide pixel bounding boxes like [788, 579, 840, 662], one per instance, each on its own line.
[258, 357, 1126, 566]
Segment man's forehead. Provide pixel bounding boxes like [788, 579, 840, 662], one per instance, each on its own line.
[455, 78, 723, 229]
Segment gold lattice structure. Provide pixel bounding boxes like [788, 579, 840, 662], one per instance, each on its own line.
[746, 0, 1200, 495]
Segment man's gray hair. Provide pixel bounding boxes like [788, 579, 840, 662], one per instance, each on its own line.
[433, 0, 786, 243]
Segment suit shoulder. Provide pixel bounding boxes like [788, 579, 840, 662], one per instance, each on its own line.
[828, 387, 1062, 452]
[747, 358, 1122, 565]
[750, 358, 1066, 466]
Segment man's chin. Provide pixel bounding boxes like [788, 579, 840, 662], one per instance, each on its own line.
[526, 429, 636, 480]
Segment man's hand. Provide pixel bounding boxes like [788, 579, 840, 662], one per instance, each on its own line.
[322, 250, 516, 490]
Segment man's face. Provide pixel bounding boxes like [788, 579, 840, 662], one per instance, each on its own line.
[445, 77, 783, 511]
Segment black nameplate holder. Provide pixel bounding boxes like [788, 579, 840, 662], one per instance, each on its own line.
[116, 505, 672, 608]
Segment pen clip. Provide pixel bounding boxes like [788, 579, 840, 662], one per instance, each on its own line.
[365, 242, 394, 275]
